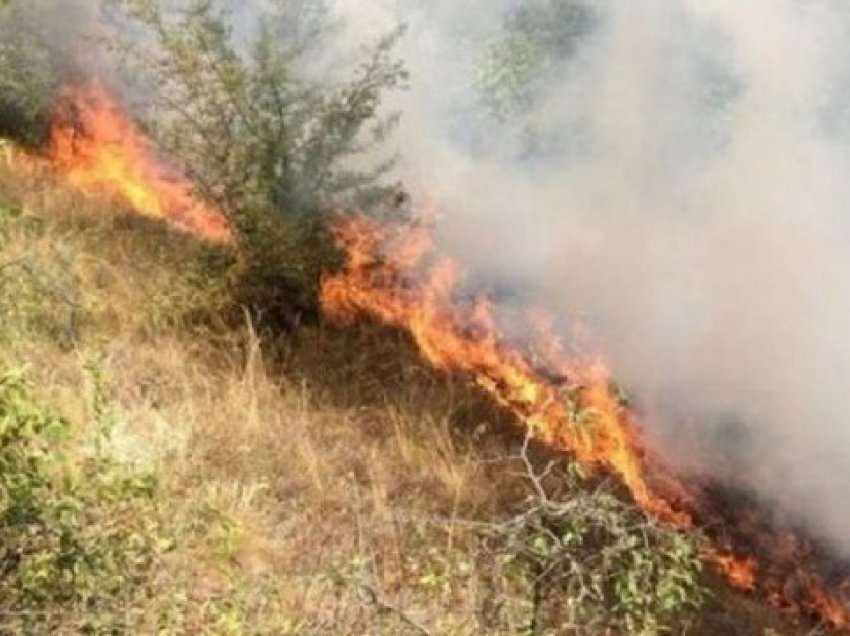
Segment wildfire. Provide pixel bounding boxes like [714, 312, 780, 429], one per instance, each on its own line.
[320, 210, 850, 631]
[322, 213, 691, 525]
[14, 72, 848, 633]
[45, 81, 231, 243]
[705, 550, 758, 591]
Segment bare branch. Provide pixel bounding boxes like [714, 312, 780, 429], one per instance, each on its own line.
[353, 580, 433, 636]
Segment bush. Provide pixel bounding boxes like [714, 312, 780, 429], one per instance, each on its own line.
[476, 0, 597, 123]
[108, 0, 407, 230]
[102, 0, 409, 326]
[0, 369, 168, 633]
[479, 436, 706, 635]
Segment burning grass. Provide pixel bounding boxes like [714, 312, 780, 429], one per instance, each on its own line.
[0, 156, 832, 634]
[320, 208, 850, 633]
[11, 80, 232, 244]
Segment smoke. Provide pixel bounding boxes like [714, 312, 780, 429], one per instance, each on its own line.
[0, 0, 111, 73]
[324, 1, 850, 556]
[11, 0, 850, 555]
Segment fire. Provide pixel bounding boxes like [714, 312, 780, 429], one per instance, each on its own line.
[320, 210, 850, 631]
[705, 550, 758, 591]
[322, 213, 690, 526]
[45, 81, 231, 243]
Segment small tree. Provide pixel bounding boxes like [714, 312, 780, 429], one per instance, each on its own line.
[476, 0, 597, 124]
[104, 1, 409, 318]
[108, 0, 408, 238]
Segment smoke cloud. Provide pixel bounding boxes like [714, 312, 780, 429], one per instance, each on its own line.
[328, 1, 850, 556]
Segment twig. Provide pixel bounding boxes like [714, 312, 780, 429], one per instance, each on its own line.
[519, 427, 558, 503]
[354, 581, 432, 636]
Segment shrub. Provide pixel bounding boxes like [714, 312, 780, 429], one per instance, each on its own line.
[476, 0, 597, 123]
[107, 0, 407, 230]
[479, 436, 706, 635]
[0, 369, 168, 633]
[102, 0, 409, 324]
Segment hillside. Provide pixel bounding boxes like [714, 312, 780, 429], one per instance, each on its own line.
[0, 148, 820, 635]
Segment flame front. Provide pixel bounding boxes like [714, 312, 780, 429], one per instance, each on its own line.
[320, 211, 850, 631]
[321, 213, 692, 524]
[46, 82, 231, 243]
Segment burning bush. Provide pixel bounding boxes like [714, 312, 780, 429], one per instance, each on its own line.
[0, 0, 408, 322]
[89, 0, 408, 325]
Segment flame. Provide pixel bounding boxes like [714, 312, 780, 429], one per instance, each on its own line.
[805, 581, 850, 629]
[320, 210, 850, 631]
[705, 550, 759, 591]
[321, 213, 689, 526]
[45, 81, 231, 243]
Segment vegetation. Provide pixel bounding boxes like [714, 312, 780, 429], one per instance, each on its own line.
[0, 1, 60, 144]
[0, 368, 165, 633]
[476, 436, 705, 635]
[99, 0, 409, 331]
[474, 0, 740, 162]
[476, 0, 597, 124]
[2, 0, 409, 317]
[0, 1, 830, 633]
[106, 0, 408, 302]
[469, 0, 599, 162]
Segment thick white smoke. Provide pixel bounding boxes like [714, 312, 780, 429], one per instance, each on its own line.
[330, 1, 850, 556]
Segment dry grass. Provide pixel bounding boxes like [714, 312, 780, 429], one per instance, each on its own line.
[0, 158, 825, 634]
[0, 159, 535, 633]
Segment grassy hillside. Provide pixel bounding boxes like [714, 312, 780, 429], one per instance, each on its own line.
[0, 158, 816, 634]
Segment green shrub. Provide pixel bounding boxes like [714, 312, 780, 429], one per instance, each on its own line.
[0, 369, 168, 633]
[482, 448, 706, 635]
[108, 0, 406, 229]
[102, 0, 409, 321]
[476, 0, 597, 123]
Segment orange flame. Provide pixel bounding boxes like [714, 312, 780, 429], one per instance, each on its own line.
[321, 213, 690, 526]
[705, 550, 759, 591]
[320, 210, 850, 631]
[46, 81, 231, 243]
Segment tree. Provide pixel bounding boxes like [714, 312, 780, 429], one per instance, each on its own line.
[101, 0, 409, 322]
[107, 0, 408, 240]
[0, 1, 62, 144]
[476, 0, 597, 123]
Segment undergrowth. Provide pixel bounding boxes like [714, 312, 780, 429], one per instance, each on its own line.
[0, 368, 163, 633]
